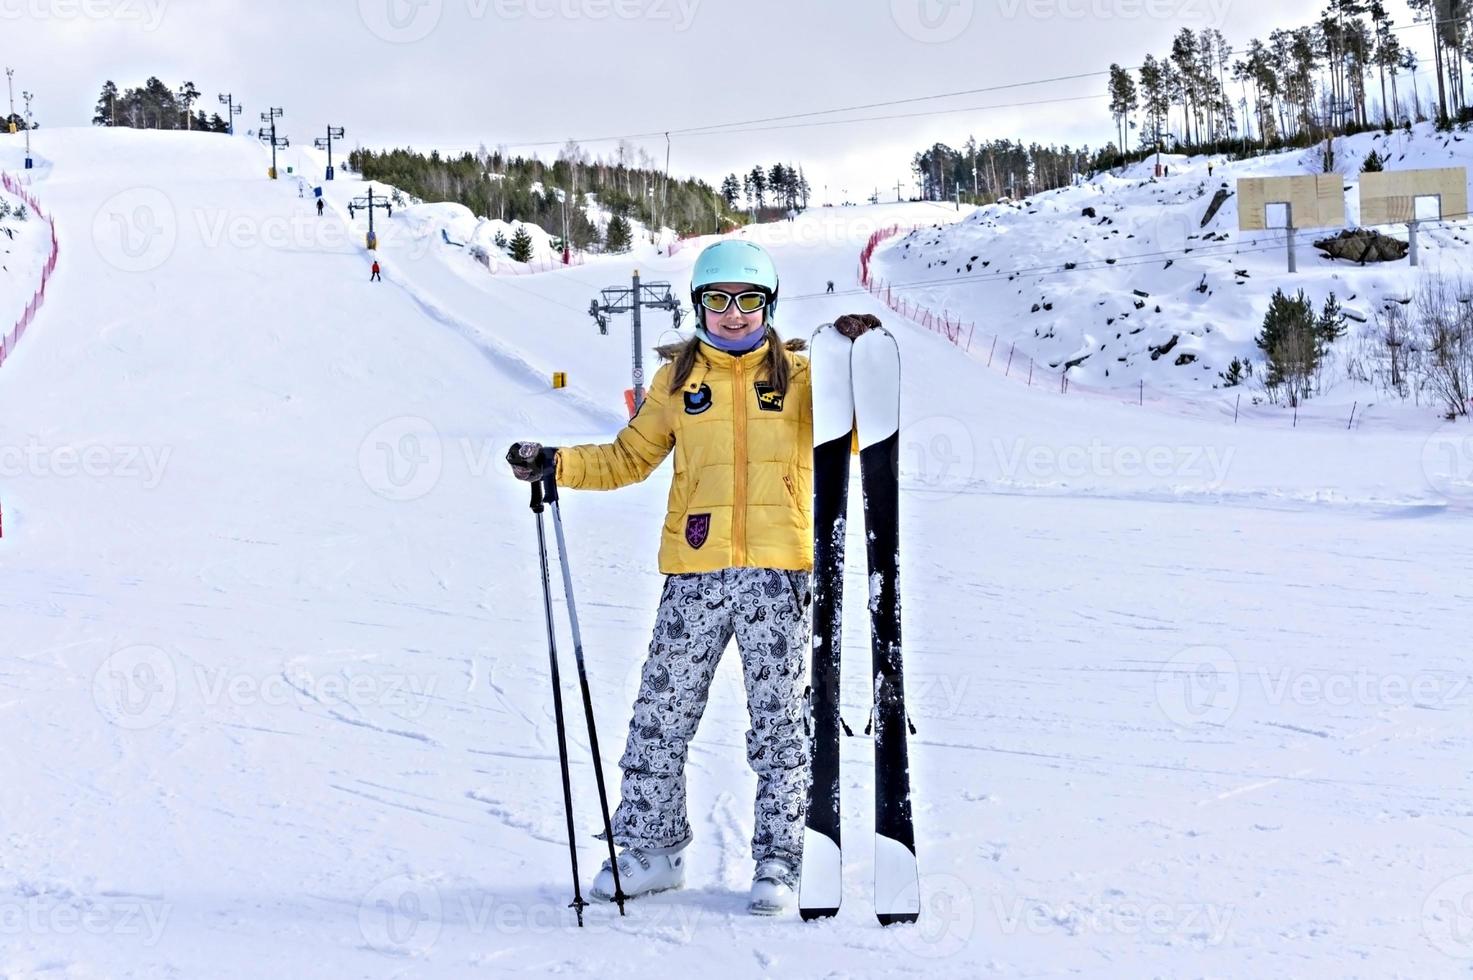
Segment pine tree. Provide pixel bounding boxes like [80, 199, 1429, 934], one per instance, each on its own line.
[1219, 357, 1251, 387]
[1256, 288, 1319, 405]
[93, 81, 119, 127]
[605, 213, 632, 253]
[720, 174, 741, 208]
[1107, 64, 1139, 159]
[1361, 148, 1385, 172]
[1317, 292, 1346, 346]
[509, 225, 535, 262]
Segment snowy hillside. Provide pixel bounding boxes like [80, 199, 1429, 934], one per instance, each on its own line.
[871, 124, 1473, 414]
[1, 128, 1471, 979]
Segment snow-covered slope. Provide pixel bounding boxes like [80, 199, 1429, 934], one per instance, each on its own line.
[872, 124, 1473, 413]
[1, 128, 1470, 979]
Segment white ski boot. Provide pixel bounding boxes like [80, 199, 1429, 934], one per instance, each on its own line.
[590, 846, 686, 903]
[747, 859, 798, 916]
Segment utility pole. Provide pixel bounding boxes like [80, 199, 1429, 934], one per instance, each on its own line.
[348, 185, 393, 250]
[21, 90, 33, 169]
[314, 125, 344, 180]
[896, 179, 903, 203]
[588, 271, 681, 412]
[217, 92, 241, 135]
[4, 68, 14, 134]
[259, 107, 286, 178]
[555, 187, 571, 264]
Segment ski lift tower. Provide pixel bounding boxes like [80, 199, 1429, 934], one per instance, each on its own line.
[348, 185, 393, 251]
[259, 107, 286, 179]
[588, 272, 682, 412]
[314, 125, 345, 181]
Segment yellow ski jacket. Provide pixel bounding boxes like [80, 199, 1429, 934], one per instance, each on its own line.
[556, 340, 813, 574]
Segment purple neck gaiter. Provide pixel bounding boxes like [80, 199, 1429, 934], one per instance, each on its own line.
[698, 325, 767, 355]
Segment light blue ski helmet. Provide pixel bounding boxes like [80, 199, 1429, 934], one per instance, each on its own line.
[690, 240, 779, 324]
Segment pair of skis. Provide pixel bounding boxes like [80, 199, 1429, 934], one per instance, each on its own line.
[799, 321, 919, 927]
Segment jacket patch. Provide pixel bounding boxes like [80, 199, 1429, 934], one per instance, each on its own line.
[754, 381, 785, 412]
[684, 384, 713, 415]
[685, 513, 711, 549]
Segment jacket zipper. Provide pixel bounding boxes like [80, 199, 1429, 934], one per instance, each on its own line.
[733, 356, 747, 566]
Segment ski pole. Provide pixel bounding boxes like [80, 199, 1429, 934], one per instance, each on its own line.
[529, 474, 589, 927]
[544, 471, 627, 915]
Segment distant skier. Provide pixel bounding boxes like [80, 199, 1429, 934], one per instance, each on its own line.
[507, 242, 881, 916]
[370, 260, 381, 282]
[1208, 162, 1215, 177]
[316, 198, 324, 217]
[826, 280, 834, 293]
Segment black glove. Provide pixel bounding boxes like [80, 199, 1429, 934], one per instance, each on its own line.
[506, 442, 557, 481]
[834, 313, 881, 340]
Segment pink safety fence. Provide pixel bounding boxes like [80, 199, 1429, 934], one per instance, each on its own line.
[0, 171, 59, 370]
[859, 225, 977, 352]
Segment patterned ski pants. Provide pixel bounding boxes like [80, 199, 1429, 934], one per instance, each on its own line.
[611, 567, 812, 870]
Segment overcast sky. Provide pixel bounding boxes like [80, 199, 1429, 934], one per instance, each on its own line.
[4, 0, 1429, 199]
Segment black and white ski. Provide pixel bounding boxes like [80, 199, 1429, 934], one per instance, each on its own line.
[799, 321, 919, 926]
[798, 322, 852, 922]
[852, 325, 919, 927]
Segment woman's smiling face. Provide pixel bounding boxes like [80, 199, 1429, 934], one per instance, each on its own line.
[702, 281, 766, 341]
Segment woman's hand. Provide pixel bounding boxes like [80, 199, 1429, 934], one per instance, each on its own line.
[506, 442, 555, 481]
[834, 313, 882, 339]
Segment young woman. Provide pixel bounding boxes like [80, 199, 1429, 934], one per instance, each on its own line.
[508, 240, 814, 914]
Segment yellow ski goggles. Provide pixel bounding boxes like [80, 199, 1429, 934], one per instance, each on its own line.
[699, 290, 769, 315]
